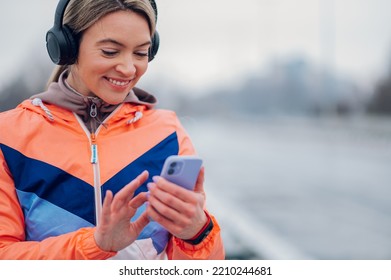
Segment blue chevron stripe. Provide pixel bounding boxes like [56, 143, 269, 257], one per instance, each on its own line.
[0, 143, 96, 225]
[101, 132, 179, 254]
[0, 132, 179, 250]
[102, 132, 179, 196]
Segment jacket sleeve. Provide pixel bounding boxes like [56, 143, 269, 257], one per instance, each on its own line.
[166, 213, 225, 260]
[0, 149, 116, 260]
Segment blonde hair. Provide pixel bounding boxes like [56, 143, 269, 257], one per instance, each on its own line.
[47, 0, 157, 86]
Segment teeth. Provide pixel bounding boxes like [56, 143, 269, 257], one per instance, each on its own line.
[108, 78, 129, 86]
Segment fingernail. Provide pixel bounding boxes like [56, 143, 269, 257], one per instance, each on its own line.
[152, 176, 160, 183]
[147, 183, 154, 190]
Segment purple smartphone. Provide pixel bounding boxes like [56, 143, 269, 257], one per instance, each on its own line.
[160, 155, 203, 190]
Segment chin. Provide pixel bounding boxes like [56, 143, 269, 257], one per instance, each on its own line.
[107, 99, 126, 105]
[100, 95, 127, 105]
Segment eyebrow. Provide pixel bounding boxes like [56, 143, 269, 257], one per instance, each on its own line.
[96, 38, 151, 48]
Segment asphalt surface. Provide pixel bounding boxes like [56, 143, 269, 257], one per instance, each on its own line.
[184, 115, 391, 260]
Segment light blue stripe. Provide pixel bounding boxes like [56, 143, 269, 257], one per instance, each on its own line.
[17, 190, 94, 241]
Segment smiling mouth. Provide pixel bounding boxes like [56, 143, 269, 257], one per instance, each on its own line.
[107, 77, 131, 87]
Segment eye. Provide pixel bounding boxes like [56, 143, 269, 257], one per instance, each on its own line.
[135, 51, 149, 58]
[101, 49, 118, 57]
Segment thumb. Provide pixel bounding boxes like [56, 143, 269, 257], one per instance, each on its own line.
[193, 166, 205, 194]
[131, 211, 150, 235]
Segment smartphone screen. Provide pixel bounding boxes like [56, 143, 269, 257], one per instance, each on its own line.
[160, 155, 203, 190]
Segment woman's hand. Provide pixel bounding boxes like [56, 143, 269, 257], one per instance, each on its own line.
[146, 167, 208, 240]
[94, 171, 150, 252]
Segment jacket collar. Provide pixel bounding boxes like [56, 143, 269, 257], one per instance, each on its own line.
[28, 70, 157, 131]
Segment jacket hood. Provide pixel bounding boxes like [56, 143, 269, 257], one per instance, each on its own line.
[27, 71, 157, 132]
[31, 71, 156, 119]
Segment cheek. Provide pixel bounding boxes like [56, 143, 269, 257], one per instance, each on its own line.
[77, 50, 110, 76]
[137, 62, 148, 77]
[89, 60, 114, 75]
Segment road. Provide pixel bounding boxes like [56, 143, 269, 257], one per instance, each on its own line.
[183, 115, 391, 259]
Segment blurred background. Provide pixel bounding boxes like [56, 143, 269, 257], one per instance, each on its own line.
[1, 0, 391, 259]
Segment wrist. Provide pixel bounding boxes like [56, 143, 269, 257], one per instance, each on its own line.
[183, 211, 214, 245]
[94, 229, 111, 252]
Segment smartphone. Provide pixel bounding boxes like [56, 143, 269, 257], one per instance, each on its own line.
[160, 155, 203, 190]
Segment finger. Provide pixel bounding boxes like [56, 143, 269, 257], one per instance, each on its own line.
[114, 170, 149, 206]
[100, 190, 113, 225]
[150, 178, 198, 218]
[193, 166, 205, 193]
[148, 190, 193, 226]
[131, 211, 150, 234]
[129, 192, 149, 210]
[149, 181, 183, 209]
[147, 204, 181, 234]
[153, 176, 195, 203]
[147, 201, 174, 224]
[124, 170, 149, 194]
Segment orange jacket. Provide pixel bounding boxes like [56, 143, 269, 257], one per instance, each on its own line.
[0, 93, 224, 259]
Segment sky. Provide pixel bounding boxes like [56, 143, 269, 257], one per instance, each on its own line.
[1, 0, 391, 94]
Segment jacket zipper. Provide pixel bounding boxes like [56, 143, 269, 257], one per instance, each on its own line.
[73, 104, 124, 226]
[73, 113, 103, 226]
[90, 132, 102, 225]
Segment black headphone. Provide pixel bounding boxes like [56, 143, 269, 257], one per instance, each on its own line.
[46, 0, 160, 65]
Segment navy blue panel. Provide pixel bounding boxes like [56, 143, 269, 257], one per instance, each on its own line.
[0, 131, 179, 234]
[0, 144, 96, 225]
[101, 132, 179, 255]
[102, 132, 179, 197]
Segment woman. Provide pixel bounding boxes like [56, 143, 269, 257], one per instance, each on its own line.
[0, 0, 224, 260]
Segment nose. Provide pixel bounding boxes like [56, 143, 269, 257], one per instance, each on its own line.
[115, 55, 136, 77]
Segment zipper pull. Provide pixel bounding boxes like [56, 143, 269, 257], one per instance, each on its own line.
[90, 133, 98, 164]
[90, 103, 98, 118]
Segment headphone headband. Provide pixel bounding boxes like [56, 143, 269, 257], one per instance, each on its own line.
[54, 0, 69, 28]
[46, 0, 159, 65]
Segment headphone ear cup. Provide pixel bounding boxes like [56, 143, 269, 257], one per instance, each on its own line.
[148, 31, 160, 62]
[46, 24, 78, 65]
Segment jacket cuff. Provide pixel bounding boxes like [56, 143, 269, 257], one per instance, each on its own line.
[183, 211, 213, 245]
[172, 213, 222, 258]
[79, 228, 117, 260]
